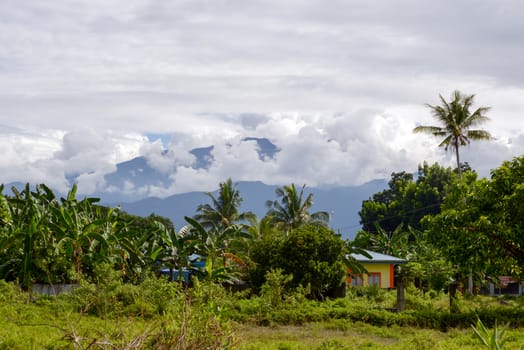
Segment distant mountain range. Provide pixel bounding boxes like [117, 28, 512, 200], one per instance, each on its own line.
[3, 137, 388, 239]
[113, 179, 387, 239]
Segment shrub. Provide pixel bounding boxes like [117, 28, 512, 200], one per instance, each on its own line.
[260, 268, 293, 308]
[0, 280, 24, 303]
[250, 225, 346, 300]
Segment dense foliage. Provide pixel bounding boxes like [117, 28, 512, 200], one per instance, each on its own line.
[359, 162, 456, 234]
[0, 179, 349, 296]
[424, 156, 524, 281]
[250, 225, 347, 299]
[0, 184, 137, 289]
[2, 146, 524, 348]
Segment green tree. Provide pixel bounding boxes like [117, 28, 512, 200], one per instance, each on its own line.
[423, 157, 524, 296]
[354, 223, 412, 259]
[50, 185, 107, 277]
[422, 173, 500, 287]
[115, 212, 176, 281]
[488, 156, 524, 272]
[266, 184, 329, 233]
[194, 178, 254, 231]
[359, 163, 456, 234]
[250, 224, 348, 299]
[413, 90, 492, 177]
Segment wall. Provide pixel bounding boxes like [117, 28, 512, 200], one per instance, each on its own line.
[347, 263, 394, 288]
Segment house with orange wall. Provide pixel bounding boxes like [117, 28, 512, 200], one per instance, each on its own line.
[347, 250, 407, 289]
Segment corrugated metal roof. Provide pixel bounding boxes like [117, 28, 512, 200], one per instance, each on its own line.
[349, 249, 407, 264]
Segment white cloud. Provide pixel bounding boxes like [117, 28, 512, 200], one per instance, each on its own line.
[1, 1, 524, 197]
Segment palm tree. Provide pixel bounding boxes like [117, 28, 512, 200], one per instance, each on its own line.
[413, 90, 492, 177]
[265, 184, 329, 233]
[194, 178, 255, 230]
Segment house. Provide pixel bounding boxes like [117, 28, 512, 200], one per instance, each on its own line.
[160, 255, 206, 283]
[347, 250, 407, 289]
[487, 276, 524, 296]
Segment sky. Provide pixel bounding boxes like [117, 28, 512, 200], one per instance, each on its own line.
[1, 0, 524, 198]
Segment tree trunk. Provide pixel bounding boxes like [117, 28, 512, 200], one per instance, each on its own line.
[455, 141, 461, 178]
[468, 268, 473, 295]
[396, 277, 405, 312]
[449, 281, 458, 311]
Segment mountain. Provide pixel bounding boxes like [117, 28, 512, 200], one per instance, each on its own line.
[2, 137, 388, 239]
[90, 137, 282, 203]
[113, 179, 387, 240]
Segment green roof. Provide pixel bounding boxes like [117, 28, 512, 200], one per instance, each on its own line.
[349, 250, 407, 264]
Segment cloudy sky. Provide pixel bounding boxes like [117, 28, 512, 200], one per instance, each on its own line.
[1, 0, 524, 197]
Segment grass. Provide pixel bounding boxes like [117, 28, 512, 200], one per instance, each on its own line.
[234, 322, 524, 349]
[2, 279, 524, 349]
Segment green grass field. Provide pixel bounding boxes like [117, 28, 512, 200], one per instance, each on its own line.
[1, 279, 524, 349]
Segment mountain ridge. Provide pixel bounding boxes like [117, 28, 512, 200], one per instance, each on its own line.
[110, 179, 387, 239]
[3, 142, 388, 239]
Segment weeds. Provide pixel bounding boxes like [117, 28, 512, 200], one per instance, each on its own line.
[2, 277, 524, 349]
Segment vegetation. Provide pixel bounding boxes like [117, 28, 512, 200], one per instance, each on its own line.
[194, 178, 255, 231]
[249, 224, 347, 299]
[266, 183, 329, 232]
[413, 90, 492, 177]
[3, 92, 524, 348]
[424, 156, 524, 287]
[359, 162, 456, 234]
[1, 278, 524, 349]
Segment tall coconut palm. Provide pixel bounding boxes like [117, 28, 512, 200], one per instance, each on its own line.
[194, 178, 255, 231]
[265, 183, 329, 233]
[413, 90, 492, 177]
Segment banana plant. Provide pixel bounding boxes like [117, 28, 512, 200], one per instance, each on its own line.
[49, 185, 105, 278]
[153, 220, 199, 283]
[183, 216, 251, 282]
[4, 184, 56, 290]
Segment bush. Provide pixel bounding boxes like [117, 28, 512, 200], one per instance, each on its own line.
[250, 225, 346, 300]
[0, 280, 24, 303]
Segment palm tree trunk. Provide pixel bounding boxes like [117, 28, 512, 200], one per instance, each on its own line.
[455, 141, 461, 178]
[455, 143, 474, 294]
[455, 143, 475, 294]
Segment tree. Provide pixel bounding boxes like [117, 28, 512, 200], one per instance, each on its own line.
[413, 90, 492, 177]
[359, 172, 414, 233]
[359, 163, 456, 234]
[265, 184, 329, 232]
[194, 178, 255, 231]
[249, 224, 347, 299]
[423, 172, 494, 298]
[354, 223, 411, 259]
[422, 157, 524, 294]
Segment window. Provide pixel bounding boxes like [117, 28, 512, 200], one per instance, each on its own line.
[350, 274, 363, 287]
[368, 273, 381, 287]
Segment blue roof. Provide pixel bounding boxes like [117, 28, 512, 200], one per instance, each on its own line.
[349, 250, 407, 264]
